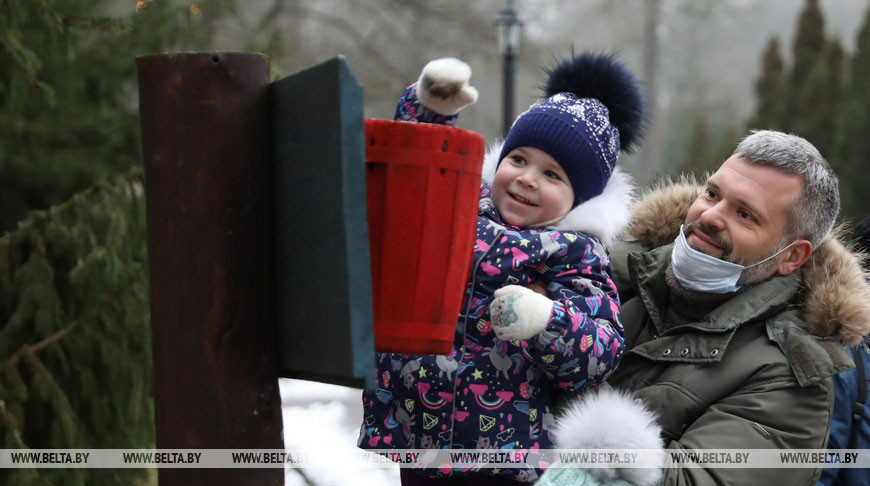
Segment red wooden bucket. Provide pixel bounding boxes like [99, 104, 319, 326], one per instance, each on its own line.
[365, 119, 484, 355]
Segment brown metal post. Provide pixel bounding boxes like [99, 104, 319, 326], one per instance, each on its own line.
[137, 52, 283, 485]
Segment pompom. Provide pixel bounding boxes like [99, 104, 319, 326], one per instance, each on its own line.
[553, 387, 664, 486]
[543, 53, 645, 153]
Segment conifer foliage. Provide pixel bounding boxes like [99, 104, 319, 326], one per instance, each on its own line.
[747, 38, 786, 131]
[748, 0, 870, 220]
[838, 6, 870, 222]
[1, 2, 283, 483]
[0, 0, 238, 234]
[0, 171, 153, 486]
[789, 0, 827, 102]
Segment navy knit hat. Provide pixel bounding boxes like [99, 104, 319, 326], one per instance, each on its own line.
[498, 53, 644, 207]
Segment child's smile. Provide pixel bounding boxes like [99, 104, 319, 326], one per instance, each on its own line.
[492, 146, 574, 228]
[507, 191, 536, 206]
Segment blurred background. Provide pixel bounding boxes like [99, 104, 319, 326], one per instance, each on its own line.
[2, 0, 869, 485]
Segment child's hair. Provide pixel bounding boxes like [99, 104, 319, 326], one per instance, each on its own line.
[498, 53, 644, 207]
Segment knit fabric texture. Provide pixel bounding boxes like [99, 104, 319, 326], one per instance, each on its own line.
[498, 93, 620, 207]
[394, 82, 459, 126]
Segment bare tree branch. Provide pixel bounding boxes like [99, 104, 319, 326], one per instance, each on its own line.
[383, 0, 494, 42]
[281, 3, 411, 80]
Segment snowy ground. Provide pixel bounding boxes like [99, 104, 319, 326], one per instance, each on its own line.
[281, 378, 400, 486]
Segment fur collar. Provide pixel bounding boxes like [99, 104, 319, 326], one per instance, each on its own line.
[624, 177, 870, 346]
[553, 387, 664, 486]
[482, 140, 635, 246]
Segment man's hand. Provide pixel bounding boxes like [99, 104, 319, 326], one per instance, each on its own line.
[490, 285, 554, 341]
[417, 58, 478, 116]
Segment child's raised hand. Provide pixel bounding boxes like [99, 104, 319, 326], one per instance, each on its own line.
[490, 285, 554, 341]
[417, 58, 478, 116]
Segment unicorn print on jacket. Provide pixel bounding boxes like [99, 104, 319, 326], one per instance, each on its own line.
[360, 53, 643, 483]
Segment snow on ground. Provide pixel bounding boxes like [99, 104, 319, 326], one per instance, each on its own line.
[281, 378, 400, 486]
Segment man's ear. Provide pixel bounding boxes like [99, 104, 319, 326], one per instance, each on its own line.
[776, 239, 813, 276]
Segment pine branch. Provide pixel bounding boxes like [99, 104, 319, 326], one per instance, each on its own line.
[7, 171, 144, 241]
[22, 348, 76, 420]
[0, 263, 147, 372]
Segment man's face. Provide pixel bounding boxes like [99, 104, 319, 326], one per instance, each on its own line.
[684, 155, 804, 273]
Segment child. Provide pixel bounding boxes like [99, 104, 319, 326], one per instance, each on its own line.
[360, 53, 643, 484]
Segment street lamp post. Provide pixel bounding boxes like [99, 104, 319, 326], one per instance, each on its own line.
[495, 0, 523, 138]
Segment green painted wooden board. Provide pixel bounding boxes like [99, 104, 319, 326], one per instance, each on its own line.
[271, 56, 374, 389]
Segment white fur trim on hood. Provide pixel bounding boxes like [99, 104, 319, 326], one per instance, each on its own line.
[482, 140, 635, 246]
[554, 387, 664, 486]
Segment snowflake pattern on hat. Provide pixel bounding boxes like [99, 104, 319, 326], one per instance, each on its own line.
[500, 93, 620, 207]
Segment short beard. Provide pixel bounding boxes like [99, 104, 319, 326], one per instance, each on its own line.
[736, 255, 779, 285]
[736, 236, 792, 285]
[684, 221, 788, 286]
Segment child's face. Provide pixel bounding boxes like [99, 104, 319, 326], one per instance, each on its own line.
[491, 146, 574, 228]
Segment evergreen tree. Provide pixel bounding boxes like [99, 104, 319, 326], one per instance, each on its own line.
[784, 0, 826, 132]
[836, 4, 870, 219]
[791, 0, 826, 86]
[678, 115, 715, 178]
[747, 37, 786, 130]
[0, 3, 254, 483]
[0, 0, 238, 234]
[793, 39, 844, 159]
[0, 171, 152, 485]
[677, 116, 740, 180]
[745, 0, 868, 220]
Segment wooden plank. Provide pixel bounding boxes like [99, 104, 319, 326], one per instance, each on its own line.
[366, 161, 387, 321]
[443, 158, 483, 323]
[271, 56, 374, 388]
[137, 52, 283, 486]
[413, 166, 458, 323]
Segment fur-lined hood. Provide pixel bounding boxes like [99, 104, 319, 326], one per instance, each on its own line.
[624, 178, 870, 347]
[482, 141, 635, 247]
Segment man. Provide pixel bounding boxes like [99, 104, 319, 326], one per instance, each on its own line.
[599, 130, 870, 484]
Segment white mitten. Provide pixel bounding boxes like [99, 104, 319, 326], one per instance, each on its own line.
[490, 285, 554, 341]
[417, 58, 479, 116]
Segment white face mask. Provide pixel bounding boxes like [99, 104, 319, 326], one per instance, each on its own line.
[671, 225, 796, 293]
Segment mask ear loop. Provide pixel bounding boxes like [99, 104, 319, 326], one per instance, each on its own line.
[742, 240, 798, 269]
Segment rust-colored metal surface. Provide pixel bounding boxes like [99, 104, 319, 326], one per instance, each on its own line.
[137, 52, 282, 485]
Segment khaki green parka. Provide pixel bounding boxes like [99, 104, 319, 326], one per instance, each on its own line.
[603, 181, 870, 486]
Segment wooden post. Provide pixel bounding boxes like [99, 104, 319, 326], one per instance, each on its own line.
[137, 52, 283, 485]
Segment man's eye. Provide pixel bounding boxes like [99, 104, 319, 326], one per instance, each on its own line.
[738, 210, 754, 221]
[705, 189, 717, 199]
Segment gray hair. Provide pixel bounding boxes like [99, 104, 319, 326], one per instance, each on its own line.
[733, 130, 839, 250]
